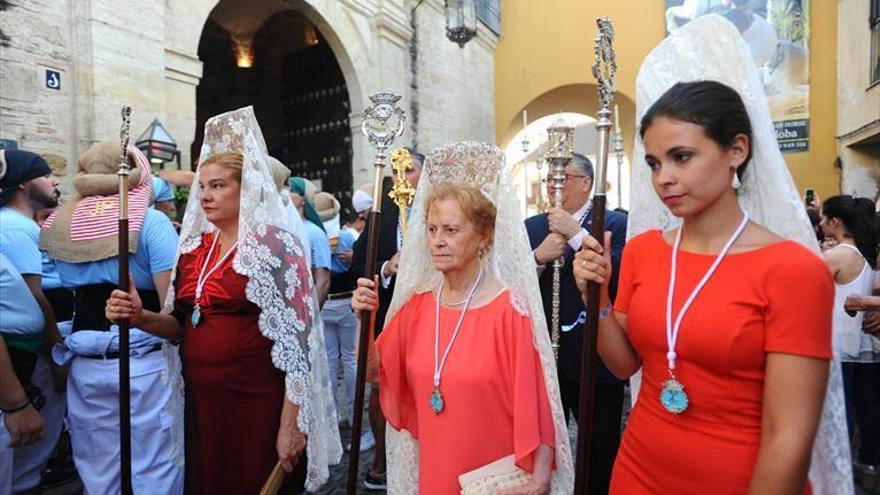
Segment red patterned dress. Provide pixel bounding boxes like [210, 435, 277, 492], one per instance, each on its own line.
[174, 231, 309, 494]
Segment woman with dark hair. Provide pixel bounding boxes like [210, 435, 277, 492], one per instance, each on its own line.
[573, 16, 846, 494]
[821, 195, 879, 266]
[820, 195, 880, 474]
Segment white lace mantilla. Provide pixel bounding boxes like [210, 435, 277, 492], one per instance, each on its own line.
[160, 106, 341, 490]
[384, 141, 575, 493]
[628, 15, 852, 494]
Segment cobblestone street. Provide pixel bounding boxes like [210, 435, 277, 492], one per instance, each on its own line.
[315, 383, 378, 494]
[315, 423, 376, 494]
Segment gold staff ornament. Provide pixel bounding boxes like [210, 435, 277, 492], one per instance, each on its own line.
[388, 148, 416, 238]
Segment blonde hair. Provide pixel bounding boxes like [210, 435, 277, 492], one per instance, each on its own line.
[199, 151, 243, 183]
[425, 183, 496, 240]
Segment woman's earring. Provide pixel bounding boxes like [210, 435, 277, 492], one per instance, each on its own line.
[731, 173, 742, 190]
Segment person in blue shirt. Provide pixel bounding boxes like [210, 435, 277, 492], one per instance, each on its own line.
[151, 175, 177, 221]
[39, 141, 184, 494]
[0, 149, 66, 494]
[0, 150, 62, 366]
[346, 188, 372, 241]
[315, 192, 359, 430]
[290, 177, 331, 308]
[0, 253, 47, 495]
[13, 204, 74, 494]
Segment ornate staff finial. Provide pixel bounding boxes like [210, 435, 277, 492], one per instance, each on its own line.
[361, 92, 406, 154]
[546, 116, 575, 161]
[389, 148, 416, 236]
[349, 92, 407, 492]
[118, 106, 132, 175]
[592, 18, 617, 111]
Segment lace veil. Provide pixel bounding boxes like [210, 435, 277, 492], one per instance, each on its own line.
[383, 141, 575, 493]
[159, 106, 342, 490]
[627, 15, 852, 494]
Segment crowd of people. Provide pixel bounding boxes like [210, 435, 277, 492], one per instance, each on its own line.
[0, 13, 877, 495]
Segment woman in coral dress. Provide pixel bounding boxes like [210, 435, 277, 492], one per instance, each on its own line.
[352, 143, 575, 494]
[574, 18, 848, 494]
[376, 281, 554, 494]
[596, 229, 832, 494]
[575, 82, 834, 495]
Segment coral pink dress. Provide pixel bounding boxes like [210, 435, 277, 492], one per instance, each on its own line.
[610, 231, 833, 494]
[377, 290, 556, 494]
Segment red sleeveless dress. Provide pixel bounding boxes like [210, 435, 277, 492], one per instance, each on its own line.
[174, 232, 303, 494]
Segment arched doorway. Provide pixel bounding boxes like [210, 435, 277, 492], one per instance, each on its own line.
[195, 0, 355, 212]
[500, 84, 637, 215]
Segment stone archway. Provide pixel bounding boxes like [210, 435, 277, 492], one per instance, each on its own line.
[183, 0, 376, 215]
[170, 0, 368, 118]
[500, 85, 638, 212]
[168, 0, 385, 188]
[498, 83, 637, 159]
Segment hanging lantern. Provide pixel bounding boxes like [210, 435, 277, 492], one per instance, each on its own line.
[445, 0, 477, 48]
[135, 118, 180, 170]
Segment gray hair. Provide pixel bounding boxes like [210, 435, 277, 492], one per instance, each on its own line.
[571, 153, 594, 181]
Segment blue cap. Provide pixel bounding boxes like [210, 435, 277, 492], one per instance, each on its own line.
[152, 176, 175, 202]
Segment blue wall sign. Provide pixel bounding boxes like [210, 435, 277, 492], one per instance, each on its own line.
[45, 69, 61, 91]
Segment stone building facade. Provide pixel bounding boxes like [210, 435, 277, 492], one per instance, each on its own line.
[0, 0, 498, 190]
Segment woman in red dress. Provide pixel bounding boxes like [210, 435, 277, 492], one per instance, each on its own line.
[352, 143, 575, 494]
[107, 107, 340, 493]
[174, 227, 303, 494]
[574, 79, 834, 493]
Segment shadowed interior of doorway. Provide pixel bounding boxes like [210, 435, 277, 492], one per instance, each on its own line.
[195, 2, 355, 218]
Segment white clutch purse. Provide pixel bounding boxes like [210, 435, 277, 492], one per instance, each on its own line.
[459, 455, 533, 494]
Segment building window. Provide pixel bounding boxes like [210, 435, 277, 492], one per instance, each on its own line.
[872, 0, 880, 84]
[476, 0, 501, 36]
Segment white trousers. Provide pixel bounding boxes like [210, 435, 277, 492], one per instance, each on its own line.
[0, 420, 11, 495]
[0, 354, 67, 495]
[67, 350, 183, 495]
[322, 297, 358, 424]
[10, 354, 66, 492]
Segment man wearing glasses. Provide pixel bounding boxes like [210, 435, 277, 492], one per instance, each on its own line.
[525, 152, 628, 495]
